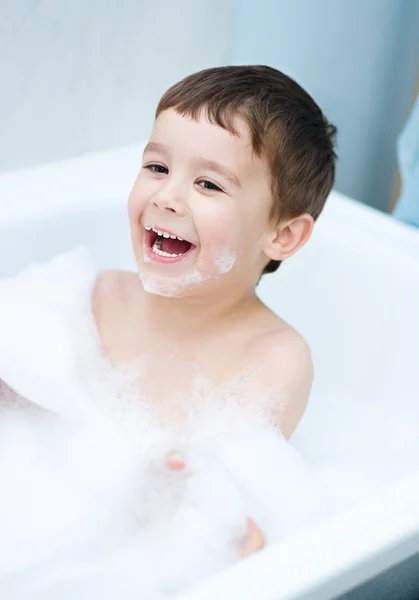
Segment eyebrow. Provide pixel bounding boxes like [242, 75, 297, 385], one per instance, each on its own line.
[143, 142, 241, 188]
[143, 141, 168, 155]
[196, 158, 241, 188]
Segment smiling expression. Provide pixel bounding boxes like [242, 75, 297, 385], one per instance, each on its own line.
[128, 109, 274, 297]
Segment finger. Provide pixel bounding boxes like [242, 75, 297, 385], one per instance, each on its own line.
[166, 450, 185, 470]
[239, 518, 265, 558]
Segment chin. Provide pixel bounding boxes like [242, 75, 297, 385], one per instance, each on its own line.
[138, 259, 227, 298]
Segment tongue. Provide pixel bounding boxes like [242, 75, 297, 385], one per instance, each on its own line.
[160, 237, 192, 255]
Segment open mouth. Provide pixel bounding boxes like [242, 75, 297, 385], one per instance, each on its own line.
[144, 226, 195, 263]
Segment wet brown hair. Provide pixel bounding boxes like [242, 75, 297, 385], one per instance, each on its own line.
[156, 65, 337, 275]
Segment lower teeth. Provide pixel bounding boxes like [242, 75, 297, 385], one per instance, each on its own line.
[152, 239, 182, 258]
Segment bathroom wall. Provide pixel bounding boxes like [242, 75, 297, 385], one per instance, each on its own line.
[3, 0, 419, 212]
[0, 0, 234, 173]
[228, 0, 419, 211]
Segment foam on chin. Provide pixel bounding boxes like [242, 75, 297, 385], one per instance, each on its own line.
[138, 268, 212, 298]
[138, 241, 237, 298]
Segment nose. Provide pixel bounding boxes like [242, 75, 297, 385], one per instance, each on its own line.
[152, 189, 186, 215]
[153, 198, 176, 213]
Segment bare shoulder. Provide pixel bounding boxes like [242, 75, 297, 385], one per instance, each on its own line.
[249, 311, 313, 439]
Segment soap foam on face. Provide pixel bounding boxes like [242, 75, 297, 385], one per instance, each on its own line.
[209, 241, 237, 276]
[138, 239, 237, 297]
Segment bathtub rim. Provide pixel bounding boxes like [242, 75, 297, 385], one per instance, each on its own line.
[179, 469, 419, 600]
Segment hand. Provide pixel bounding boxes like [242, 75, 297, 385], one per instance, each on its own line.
[239, 517, 265, 557]
[166, 450, 265, 558]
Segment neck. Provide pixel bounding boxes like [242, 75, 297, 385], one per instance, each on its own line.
[141, 277, 258, 340]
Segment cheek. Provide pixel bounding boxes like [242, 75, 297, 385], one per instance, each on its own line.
[195, 208, 244, 274]
[198, 203, 269, 275]
[127, 172, 154, 219]
[127, 175, 151, 258]
[196, 207, 236, 249]
[198, 206, 255, 251]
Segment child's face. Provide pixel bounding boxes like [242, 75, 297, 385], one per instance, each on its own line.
[128, 109, 274, 297]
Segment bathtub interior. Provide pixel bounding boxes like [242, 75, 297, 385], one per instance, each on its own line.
[1, 152, 419, 599]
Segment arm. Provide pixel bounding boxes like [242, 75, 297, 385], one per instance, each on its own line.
[275, 335, 313, 439]
[162, 331, 312, 559]
[166, 451, 265, 557]
[252, 330, 313, 439]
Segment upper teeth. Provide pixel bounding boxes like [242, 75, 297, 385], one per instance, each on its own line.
[145, 225, 184, 241]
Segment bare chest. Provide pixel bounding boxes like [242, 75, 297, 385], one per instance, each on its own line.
[101, 327, 267, 425]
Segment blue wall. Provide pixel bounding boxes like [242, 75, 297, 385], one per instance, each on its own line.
[228, 0, 419, 211]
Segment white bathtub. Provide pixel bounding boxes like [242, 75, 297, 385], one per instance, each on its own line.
[1, 146, 419, 599]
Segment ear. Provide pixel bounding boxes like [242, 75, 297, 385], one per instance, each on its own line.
[263, 214, 314, 262]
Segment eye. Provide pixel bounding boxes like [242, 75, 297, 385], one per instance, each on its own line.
[145, 164, 168, 174]
[197, 179, 223, 192]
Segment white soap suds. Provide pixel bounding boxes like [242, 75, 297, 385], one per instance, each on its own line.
[137, 269, 180, 297]
[1, 247, 418, 599]
[138, 266, 213, 298]
[210, 241, 237, 275]
[0, 401, 328, 599]
[138, 240, 237, 297]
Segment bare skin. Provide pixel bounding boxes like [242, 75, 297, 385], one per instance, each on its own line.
[94, 269, 313, 558]
[91, 109, 315, 558]
[94, 270, 313, 436]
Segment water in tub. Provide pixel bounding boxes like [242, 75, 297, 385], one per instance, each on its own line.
[0, 248, 417, 599]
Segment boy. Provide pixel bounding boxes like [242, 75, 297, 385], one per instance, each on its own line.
[95, 65, 336, 431]
[93, 65, 337, 553]
[1, 65, 337, 560]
